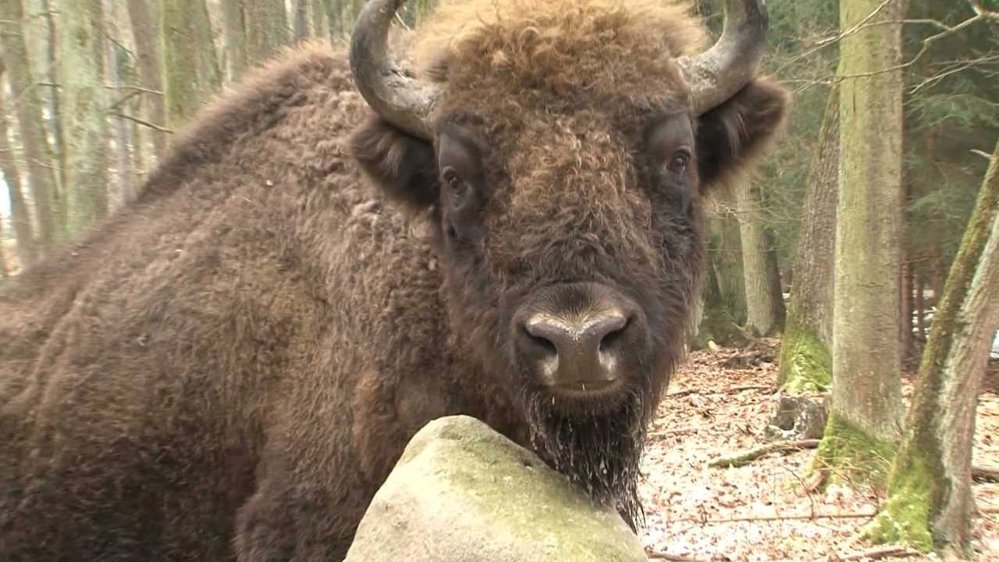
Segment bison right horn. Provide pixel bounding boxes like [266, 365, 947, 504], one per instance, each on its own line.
[678, 0, 769, 115]
[350, 0, 442, 140]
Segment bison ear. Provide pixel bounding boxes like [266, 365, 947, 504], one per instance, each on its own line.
[695, 78, 789, 189]
[350, 115, 440, 209]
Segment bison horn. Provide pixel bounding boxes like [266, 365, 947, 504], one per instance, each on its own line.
[350, 0, 442, 139]
[679, 0, 769, 114]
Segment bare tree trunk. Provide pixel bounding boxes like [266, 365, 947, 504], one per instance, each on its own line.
[193, 0, 221, 91]
[915, 274, 925, 339]
[162, 0, 217, 130]
[0, 0, 59, 250]
[736, 175, 784, 337]
[293, 0, 310, 42]
[816, 0, 908, 487]
[866, 138, 999, 555]
[126, 0, 168, 161]
[57, 0, 110, 234]
[245, 0, 289, 66]
[312, 0, 329, 40]
[221, 0, 247, 81]
[900, 255, 914, 363]
[0, 65, 37, 268]
[39, 0, 67, 228]
[106, 0, 134, 205]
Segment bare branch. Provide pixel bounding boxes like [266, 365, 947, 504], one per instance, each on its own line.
[108, 112, 173, 134]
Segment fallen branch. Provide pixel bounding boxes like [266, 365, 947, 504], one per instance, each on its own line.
[669, 510, 877, 525]
[972, 465, 999, 482]
[645, 550, 707, 562]
[708, 439, 820, 468]
[667, 385, 774, 399]
[838, 545, 922, 560]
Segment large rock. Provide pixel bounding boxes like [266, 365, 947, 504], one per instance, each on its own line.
[344, 415, 647, 562]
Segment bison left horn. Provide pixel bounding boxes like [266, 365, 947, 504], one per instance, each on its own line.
[350, 0, 442, 139]
[679, 0, 769, 115]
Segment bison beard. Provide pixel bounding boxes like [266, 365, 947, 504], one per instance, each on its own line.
[522, 381, 653, 528]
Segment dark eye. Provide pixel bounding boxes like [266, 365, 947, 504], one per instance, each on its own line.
[441, 166, 467, 197]
[666, 150, 691, 177]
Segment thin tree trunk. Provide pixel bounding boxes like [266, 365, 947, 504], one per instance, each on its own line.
[312, 0, 329, 40]
[126, 0, 168, 160]
[816, 0, 908, 487]
[39, 0, 67, 229]
[162, 0, 216, 130]
[293, 0, 310, 42]
[778, 87, 838, 393]
[107, 0, 134, 205]
[193, 0, 221, 91]
[0, 0, 59, 250]
[915, 275, 925, 339]
[736, 175, 784, 337]
[900, 256, 914, 363]
[221, 0, 247, 81]
[0, 64, 37, 268]
[245, 0, 289, 66]
[867, 138, 999, 555]
[57, 0, 110, 234]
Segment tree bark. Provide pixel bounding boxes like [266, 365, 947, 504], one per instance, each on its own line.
[778, 88, 838, 393]
[56, 0, 110, 235]
[0, 0, 59, 250]
[866, 138, 999, 555]
[817, 0, 908, 486]
[0, 63, 37, 268]
[735, 175, 785, 337]
[161, 0, 217, 130]
[221, 0, 247, 81]
[245, 0, 289, 66]
[193, 0, 221, 92]
[126, 0, 168, 160]
[311, 0, 329, 40]
[107, 0, 134, 205]
[293, 0, 310, 42]
[39, 0, 66, 217]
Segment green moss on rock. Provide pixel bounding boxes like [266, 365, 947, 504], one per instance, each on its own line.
[777, 328, 831, 393]
[811, 414, 896, 490]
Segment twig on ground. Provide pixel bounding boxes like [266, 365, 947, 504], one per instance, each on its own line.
[708, 439, 820, 468]
[669, 510, 877, 525]
[648, 426, 701, 438]
[645, 550, 708, 562]
[972, 465, 999, 482]
[838, 545, 922, 560]
[667, 385, 774, 399]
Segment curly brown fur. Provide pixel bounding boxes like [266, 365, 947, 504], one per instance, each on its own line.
[1, 1, 788, 559]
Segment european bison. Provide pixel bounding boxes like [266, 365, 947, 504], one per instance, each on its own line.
[0, 0, 787, 558]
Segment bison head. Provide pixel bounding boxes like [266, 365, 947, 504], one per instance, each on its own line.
[350, 0, 787, 522]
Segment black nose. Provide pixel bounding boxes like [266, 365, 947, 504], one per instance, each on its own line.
[519, 306, 633, 393]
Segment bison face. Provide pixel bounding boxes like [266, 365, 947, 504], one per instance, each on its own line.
[350, 0, 787, 521]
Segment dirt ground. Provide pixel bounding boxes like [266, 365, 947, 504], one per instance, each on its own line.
[638, 341, 999, 561]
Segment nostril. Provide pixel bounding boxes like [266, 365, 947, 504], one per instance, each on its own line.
[521, 324, 558, 356]
[598, 318, 629, 353]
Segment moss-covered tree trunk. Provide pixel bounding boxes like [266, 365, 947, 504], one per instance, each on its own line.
[57, 0, 110, 235]
[778, 88, 838, 393]
[816, 0, 908, 486]
[245, 0, 289, 66]
[866, 139, 999, 554]
[735, 175, 785, 337]
[0, 64, 37, 268]
[126, 0, 168, 161]
[0, 0, 59, 250]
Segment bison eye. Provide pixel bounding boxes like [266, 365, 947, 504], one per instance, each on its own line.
[666, 150, 691, 177]
[441, 166, 468, 198]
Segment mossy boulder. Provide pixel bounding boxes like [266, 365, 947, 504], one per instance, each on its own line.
[344, 415, 647, 562]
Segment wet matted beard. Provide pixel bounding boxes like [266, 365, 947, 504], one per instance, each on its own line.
[523, 391, 651, 529]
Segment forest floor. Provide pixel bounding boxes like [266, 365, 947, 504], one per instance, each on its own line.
[638, 340, 999, 562]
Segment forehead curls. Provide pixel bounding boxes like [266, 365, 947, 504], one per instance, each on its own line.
[412, 0, 708, 107]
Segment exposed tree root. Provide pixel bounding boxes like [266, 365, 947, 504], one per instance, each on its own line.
[708, 439, 820, 468]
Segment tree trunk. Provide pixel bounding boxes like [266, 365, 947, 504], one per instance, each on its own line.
[193, 0, 221, 92]
[866, 139, 999, 555]
[162, 0, 217, 130]
[816, 0, 908, 487]
[245, 0, 289, 66]
[0, 65, 37, 269]
[915, 274, 925, 340]
[312, 0, 329, 40]
[735, 175, 784, 337]
[293, 0, 310, 42]
[107, 0, 134, 205]
[900, 255, 914, 364]
[0, 0, 59, 250]
[56, 0, 110, 235]
[221, 0, 247, 81]
[778, 87, 839, 394]
[695, 209, 749, 349]
[126, 0, 168, 161]
[40, 0, 67, 223]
